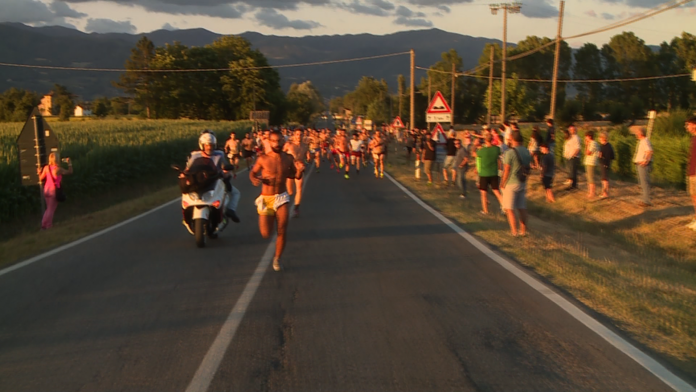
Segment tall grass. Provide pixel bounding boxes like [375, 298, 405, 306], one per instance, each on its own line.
[0, 119, 252, 223]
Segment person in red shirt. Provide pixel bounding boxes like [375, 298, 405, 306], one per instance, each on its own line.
[686, 116, 696, 230]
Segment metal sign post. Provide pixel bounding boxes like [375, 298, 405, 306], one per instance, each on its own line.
[32, 115, 46, 215]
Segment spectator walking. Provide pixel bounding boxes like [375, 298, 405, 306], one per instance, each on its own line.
[634, 128, 653, 207]
[477, 132, 503, 215]
[528, 126, 542, 169]
[37, 153, 73, 230]
[686, 117, 696, 230]
[540, 143, 555, 203]
[423, 135, 436, 185]
[598, 131, 615, 199]
[443, 129, 458, 185]
[501, 132, 531, 237]
[405, 130, 416, 164]
[545, 118, 556, 155]
[453, 138, 469, 198]
[563, 125, 581, 191]
[584, 130, 600, 198]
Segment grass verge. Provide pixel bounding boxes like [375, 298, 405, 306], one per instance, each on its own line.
[0, 180, 179, 270]
[385, 149, 696, 381]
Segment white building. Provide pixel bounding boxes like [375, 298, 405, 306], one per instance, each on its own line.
[74, 105, 92, 117]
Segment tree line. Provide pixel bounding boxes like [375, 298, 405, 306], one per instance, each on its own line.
[333, 31, 696, 127]
[0, 35, 325, 124]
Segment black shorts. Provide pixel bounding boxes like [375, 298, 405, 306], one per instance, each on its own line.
[242, 150, 253, 158]
[479, 176, 499, 191]
[600, 165, 610, 181]
[542, 176, 553, 189]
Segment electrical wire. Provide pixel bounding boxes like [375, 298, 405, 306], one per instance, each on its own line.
[0, 51, 411, 73]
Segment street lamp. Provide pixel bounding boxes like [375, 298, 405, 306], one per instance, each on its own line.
[490, 2, 522, 122]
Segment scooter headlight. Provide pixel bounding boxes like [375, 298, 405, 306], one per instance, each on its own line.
[201, 190, 216, 202]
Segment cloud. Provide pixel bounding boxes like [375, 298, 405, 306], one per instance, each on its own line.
[394, 16, 432, 27]
[50, 1, 87, 18]
[601, 12, 615, 19]
[519, 0, 557, 18]
[585, 10, 597, 17]
[0, 0, 58, 23]
[255, 8, 322, 30]
[395, 5, 425, 17]
[85, 18, 137, 33]
[369, 0, 395, 10]
[405, 0, 474, 5]
[437, 5, 450, 13]
[161, 22, 177, 30]
[340, 0, 390, 16]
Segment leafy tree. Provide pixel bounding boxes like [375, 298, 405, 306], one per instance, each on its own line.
[286, 81, 325, 125]
[485, 74, 533, 120]
[573, 43, 604, 103]
[93, 97, 111, 118]
[0, 88, 40, 122]
[52, 84, 74, 122]
[114, 37, 156, 119]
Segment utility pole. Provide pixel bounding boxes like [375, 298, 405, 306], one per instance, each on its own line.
[487, 48, 494, 126]
[428, 71, 432, 102]
[451, 63, 456, 126]
[398, 76, 403, 118]
[490, 2, 521, 122]
[410, 49, 415, 131]
[549, 0, 565, 120]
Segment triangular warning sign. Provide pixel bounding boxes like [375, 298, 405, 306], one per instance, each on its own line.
[426, 91, 452, 114]
[391, 116, 405, 128]
[431, 123, 447, 144]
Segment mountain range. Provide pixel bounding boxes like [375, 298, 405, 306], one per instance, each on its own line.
[0, 23, 502, 101]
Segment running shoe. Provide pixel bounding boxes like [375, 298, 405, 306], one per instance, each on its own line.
[380, 172, 384, 178]
[345, 174, 350, 180]
[339, 163, 344, 169]
[330, 164, 334, 169]
[273, 258, 282, 271]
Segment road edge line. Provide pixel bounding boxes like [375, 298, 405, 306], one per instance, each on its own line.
[185, 166, 313, 392]
[384, 172, 695, 392]
[0, 168, 249, 278]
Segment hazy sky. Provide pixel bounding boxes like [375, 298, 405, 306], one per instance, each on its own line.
[2, 0, 694, 49]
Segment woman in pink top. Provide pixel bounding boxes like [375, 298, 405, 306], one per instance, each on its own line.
[37, 153, 73, 229]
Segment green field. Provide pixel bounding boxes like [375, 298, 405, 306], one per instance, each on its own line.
[0, 119, 252, 225]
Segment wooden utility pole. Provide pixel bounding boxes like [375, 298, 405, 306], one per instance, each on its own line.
[451, 63, 456, 126]
[490, 2, 521, 122]
[501, 6, 507, 122]
[428, 71, 432, 102]
[398, 76, 403, 118]
[410, 49, 415, 130]
[549, 0, 565, 120]
[487, 49, 494, 126]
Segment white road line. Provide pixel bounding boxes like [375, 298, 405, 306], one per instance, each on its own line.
[185, 166, 313, 392]
[384, 173, 696, 392]
[0, 168, 249, 278]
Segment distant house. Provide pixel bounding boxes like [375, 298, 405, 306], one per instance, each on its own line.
[38, 93, 55, 116]
[74, 105, 92, 117]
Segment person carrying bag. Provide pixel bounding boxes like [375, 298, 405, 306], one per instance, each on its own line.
[38, 153, 73, 229]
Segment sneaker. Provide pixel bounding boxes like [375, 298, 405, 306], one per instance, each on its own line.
[459, 194, 466, 199]
[316, 168, 320, 173]
[293, 209, 299, 218]
[345, 174, 350, 180]
[427, 181, 433, 186]
[356, 169, 360, 175]
[380, 172, 384, 178]
[272, 258, 282, 271]
[339, 163, 344, 169]
[330, 164, 334, 169]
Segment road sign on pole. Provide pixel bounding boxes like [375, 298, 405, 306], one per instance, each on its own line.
[391, 116, 405, 128]
[426, 91, 452, 123]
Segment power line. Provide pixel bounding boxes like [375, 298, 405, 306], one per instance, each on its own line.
[456, 72, 691, 83]
[0, 51, 411, 73]
[462, 0, 694, 75]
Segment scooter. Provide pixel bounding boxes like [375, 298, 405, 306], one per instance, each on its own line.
[173, 164, 228, 248]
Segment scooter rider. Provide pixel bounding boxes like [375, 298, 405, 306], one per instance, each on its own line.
[185, 131, 241, 223]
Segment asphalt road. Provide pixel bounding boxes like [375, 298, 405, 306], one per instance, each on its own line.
[0, 161, 686, 391]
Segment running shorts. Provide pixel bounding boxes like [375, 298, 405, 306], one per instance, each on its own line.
[255, 192, 290, 216]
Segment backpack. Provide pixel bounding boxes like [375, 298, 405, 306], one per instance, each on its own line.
[179, 157, 220, 194]
[512, 147, 531, 183]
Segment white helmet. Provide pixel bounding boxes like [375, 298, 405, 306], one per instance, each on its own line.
[199, 133, 217, 150]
